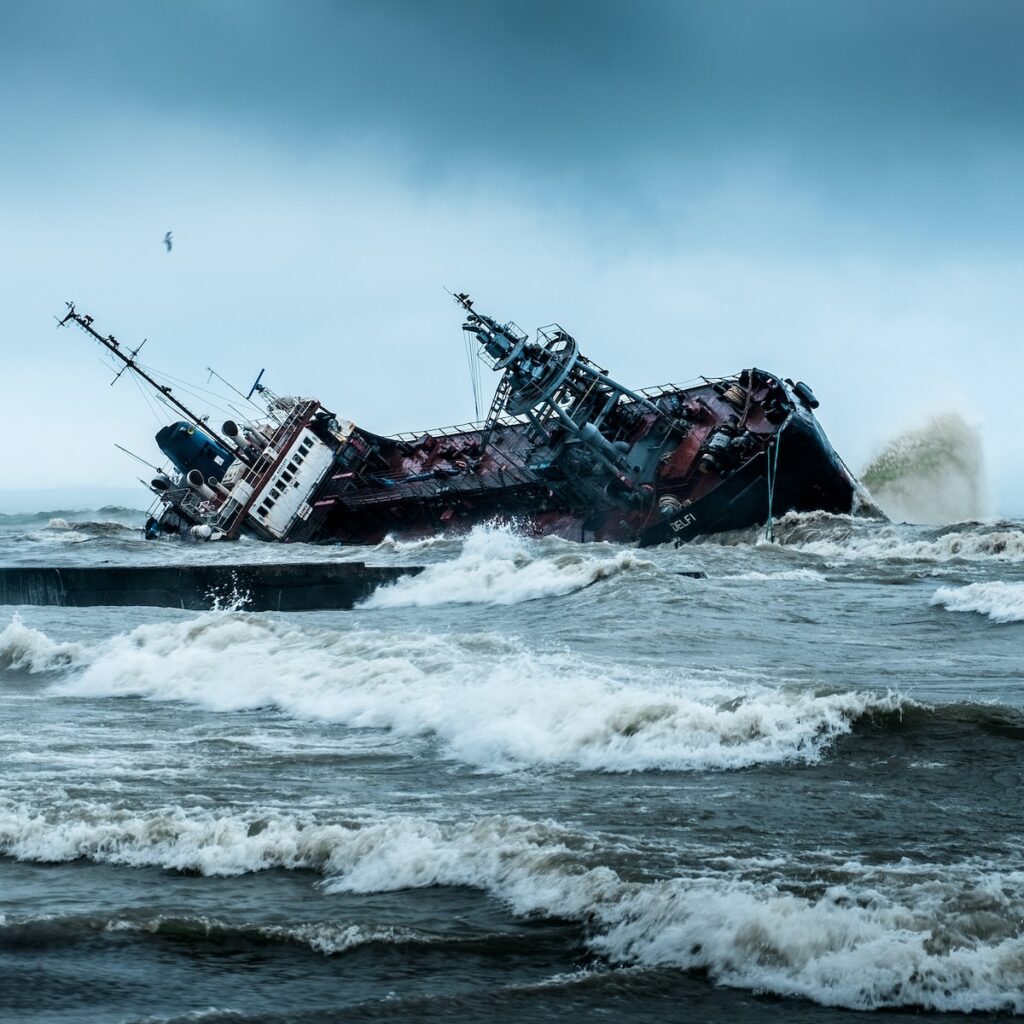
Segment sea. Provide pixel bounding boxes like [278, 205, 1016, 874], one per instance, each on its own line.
[1, 505, 1022, 1023]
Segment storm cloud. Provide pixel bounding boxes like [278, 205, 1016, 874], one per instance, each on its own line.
[2, 1, 1022, 511]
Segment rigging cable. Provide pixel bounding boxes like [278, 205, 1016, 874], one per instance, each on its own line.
[463, 332, 483, 421]
[135, 364, 250, 418]
[130, 370, 170, 428]
[764, 431, 782, 542]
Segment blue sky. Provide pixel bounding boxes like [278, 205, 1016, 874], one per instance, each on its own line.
[2, 0, 1022, 512]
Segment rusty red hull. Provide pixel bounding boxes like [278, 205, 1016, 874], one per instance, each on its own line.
[289, 372, 856, 547]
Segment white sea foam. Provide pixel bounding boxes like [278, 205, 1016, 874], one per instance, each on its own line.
[372, 532, 459, 555]
[44, 614, 896, 771]
[774, 516, 1024, 564]
[694, 511, 1024, 563]
[931, 582, 1024, 623]
[1, 803, 1019, 1013]
[364, 526, 653, 607]
[0, 615, 86, 673]
[721, 568, 826, 582]
[25, 528, 91, 543]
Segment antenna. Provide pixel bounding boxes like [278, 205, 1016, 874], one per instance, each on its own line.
[111, 339, 146, 386]
[447, 288, 485, 420]
[246, 368, 265, 400]
[114, 443, 162, 472]
[206, 366, 259, 405]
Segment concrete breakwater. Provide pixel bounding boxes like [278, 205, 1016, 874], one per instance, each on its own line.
[0, 563, 423, 611]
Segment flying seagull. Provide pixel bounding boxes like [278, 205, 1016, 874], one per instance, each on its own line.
[163, 231, 173, 253]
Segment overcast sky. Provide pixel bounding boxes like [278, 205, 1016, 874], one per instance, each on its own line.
[2, 0, 1022, 513]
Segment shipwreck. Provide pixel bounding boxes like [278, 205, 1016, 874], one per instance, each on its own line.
[59, 294, 858, 546]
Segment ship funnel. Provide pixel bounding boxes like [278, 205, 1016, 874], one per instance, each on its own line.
[150, 475, 171, 492]
[207, 476, 231, 499]
[222, 420, 240, 438]
[186, 468, 217, 501]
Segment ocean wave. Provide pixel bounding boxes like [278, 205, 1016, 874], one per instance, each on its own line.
[29, 612, 893, 771]
[372, 533, 462, 555]
[0, 615, 86, 673]
[47, 517, 139, 537]
[364, 526, 654, 607]
[931, 582, 1024, 623]
[1, 804, 1020, 1013]
[21, 528, 92, 544]
[720, 568, 826, 582]
[697, 511, 1024, 564]
[791, 527, 1024, 563]
[0, 505, 139, 523]
[844, 699, 1024, 742]
[0, 909, 438, 956]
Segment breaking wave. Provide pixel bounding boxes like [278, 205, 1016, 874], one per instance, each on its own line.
[789, 525, 1024, 563]
[0, 615, 86, 673]
[372, 532, 462, 555]
[47, 517, 138, 537]
[720, 568, 825, 582]
[1, 803, 1020, 1013]
[7, 613, 897, 771]
[364, 526, 653, 607]
[931, 582, 1024, 623]
[699, 511, 1024, 564]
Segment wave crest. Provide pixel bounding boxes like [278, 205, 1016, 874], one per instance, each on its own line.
[2, 803, 1020, 1013]
[931, 582, 1024, 623]
[0, 615, 86, 673]
[29, 613, 898, 771]
[364, 526, 653, 607]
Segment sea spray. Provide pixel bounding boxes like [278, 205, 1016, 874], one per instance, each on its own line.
[861, 413, 986, 524]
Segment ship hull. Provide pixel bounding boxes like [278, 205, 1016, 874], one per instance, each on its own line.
[634, 401, 856, 546]
[292, 382, 857, 548]
[63, 303, 861, 550]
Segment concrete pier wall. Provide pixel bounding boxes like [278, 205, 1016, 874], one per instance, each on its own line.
[0, 563, 422, 611]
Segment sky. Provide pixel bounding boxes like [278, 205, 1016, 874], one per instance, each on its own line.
[2, 0, 1023, 513]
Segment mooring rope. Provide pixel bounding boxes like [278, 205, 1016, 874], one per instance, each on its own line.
[765, 432, 782, 542]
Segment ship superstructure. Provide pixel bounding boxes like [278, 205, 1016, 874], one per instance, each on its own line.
[59, 295, 858, 546]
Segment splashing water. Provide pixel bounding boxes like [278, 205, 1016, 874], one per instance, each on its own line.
[861, 413, 986, 525]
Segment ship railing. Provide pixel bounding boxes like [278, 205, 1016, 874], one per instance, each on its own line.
[179, 488, 216, 521]
[626, 374, 741, 401]
[386, 409, 530, 443]
[236, 399, 318, 490]
[383, 380, 722, 440]
[342, 468, 538, 509]
[629, 379, 708, 402]
[209, 398, 319, 538]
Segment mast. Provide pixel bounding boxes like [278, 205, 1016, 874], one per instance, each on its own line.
[455, 292, 664, 479]
[58, 302, 250, 464]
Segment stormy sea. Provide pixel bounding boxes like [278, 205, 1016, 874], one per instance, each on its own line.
[1, 498, 1023, 1021]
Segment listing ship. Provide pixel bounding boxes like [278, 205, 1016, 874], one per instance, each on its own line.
[59, 294, 858, 547]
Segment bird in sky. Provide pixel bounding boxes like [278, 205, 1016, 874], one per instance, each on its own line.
[163, 231, 173, 253]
